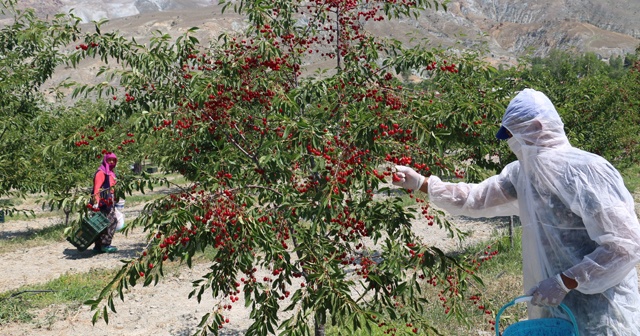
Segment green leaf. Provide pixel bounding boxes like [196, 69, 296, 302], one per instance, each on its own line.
[198, 313, 211, 328]
[103, 306, 109, 324]
[107, 295, 117, 313]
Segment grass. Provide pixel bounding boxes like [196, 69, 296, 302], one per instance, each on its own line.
[1, 209, 65, 222]
[419, 228, 526, 335]
[0, 258, 191, 327]
[0, 222, 69, 254]
[0, 269, 118, 326]
[122, 193, 165, 207]
[0, 198, 23, 207]
[166, 174, 189, 186]
[621, 165, 640, 194]
[328, 323, 416, 336]
[117, 172, 189, 207]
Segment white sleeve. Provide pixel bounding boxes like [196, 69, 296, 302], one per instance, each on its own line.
[561, 163, 640, 294]
[428, 161, 520, 218]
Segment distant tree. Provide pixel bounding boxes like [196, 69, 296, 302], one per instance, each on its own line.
[0, 0, 81, 216]
[574, 52, 606, 77]
[510, 51, 640, 167]
[609, 55, 623, 69]
[624, 53, 638, 68]
[608, 55, 626, 79]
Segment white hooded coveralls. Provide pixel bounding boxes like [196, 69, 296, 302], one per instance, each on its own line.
[427, 89, 640, 335]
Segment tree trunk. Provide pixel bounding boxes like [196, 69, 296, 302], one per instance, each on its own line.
[314, 311, 326, 336]
[133, 161, 142, 175]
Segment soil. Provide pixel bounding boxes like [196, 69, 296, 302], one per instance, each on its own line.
[0, 188, 638, 336]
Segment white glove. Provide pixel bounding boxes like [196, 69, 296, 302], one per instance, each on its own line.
[526, 274, 571, 307]
[393, 165, 426, 191]
[92, 203, 100, 211]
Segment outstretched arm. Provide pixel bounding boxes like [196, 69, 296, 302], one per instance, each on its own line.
[393, 163, 519, 218]
[426, 162, 520, 218]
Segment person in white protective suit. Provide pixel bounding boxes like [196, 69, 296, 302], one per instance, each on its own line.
[393, 88, 640, 335]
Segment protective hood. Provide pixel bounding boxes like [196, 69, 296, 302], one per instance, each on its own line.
[501, 89, 571, 158]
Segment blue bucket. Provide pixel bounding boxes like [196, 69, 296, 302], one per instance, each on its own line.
[496, 296, 579, 336]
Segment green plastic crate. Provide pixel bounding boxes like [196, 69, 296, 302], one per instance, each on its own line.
[67, 212, 110, 251]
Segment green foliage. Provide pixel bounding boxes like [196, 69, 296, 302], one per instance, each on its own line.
[410, 48, 516, 181]
[512, 50, 640, 167]
[36, 100, 162, 222]
[0, 0, 164, 221]
[621, 165, 640, 194]
[0, 0, 81, 206]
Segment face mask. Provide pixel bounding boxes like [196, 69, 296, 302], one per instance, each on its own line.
[507, 137, 523, 160]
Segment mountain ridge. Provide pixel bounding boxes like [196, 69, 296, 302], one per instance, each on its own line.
[6, 0, 639, 70]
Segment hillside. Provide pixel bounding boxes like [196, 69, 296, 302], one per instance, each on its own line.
[3, 0, 639, 92]
[8, 0, 639, 63]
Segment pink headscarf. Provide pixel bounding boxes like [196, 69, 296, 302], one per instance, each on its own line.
[98, 152, 118, 178]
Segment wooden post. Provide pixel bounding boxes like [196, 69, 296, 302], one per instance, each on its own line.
[509, 215, 514, 247]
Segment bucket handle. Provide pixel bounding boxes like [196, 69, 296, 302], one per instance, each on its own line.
[495, 295, 580, 336]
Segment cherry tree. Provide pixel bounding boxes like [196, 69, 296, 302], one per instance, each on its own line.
[61, 0, 510, 334]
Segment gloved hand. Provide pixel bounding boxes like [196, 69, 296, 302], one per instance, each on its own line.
[92, 203, 100, 211]
[393, 165, 426, 191]
[526, 274, 571, 307]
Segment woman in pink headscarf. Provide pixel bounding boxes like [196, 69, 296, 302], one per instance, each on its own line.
[91, 152, 119, 253]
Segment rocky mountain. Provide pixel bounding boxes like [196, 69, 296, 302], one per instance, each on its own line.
[424, 0, 640, 63]
[6, 0, 640, 67]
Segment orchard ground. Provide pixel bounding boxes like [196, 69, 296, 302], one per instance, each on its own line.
[1, 185, 639, 336]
